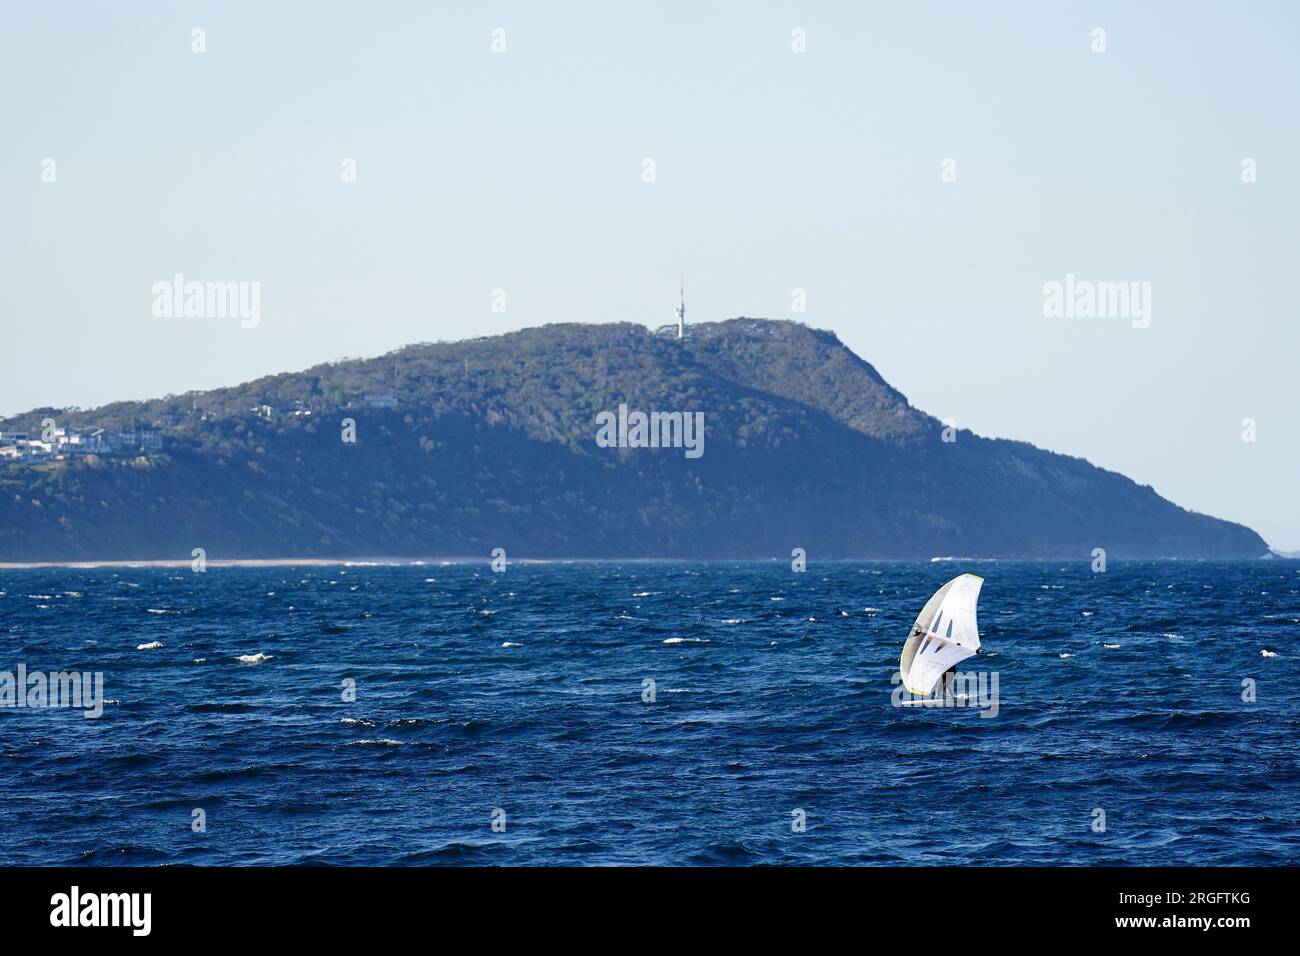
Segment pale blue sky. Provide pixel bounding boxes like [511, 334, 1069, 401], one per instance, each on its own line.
[3, 2, 1297, 547]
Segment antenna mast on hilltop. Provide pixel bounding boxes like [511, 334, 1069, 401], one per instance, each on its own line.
[675, 277, 686, 340]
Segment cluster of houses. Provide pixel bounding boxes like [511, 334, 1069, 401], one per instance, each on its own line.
[0, 425, 163, 463]
[248, 395, 396, 420]
[248, 398, 329, 420]
[1, 393, 400, 463]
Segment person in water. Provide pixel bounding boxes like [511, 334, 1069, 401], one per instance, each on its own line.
[942, 647, 985, 699]
[908, 625, 981, 698]
[908, 623, 960, 699]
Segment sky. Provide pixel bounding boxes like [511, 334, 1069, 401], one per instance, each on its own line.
[3, 1, 1297, 548]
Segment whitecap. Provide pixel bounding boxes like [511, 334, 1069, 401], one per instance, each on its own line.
[1261, 649, 1277, 658]
[1059, 653, 1073, 659]
[1081, 611, 1096, 617]
[501, 641, 522, 648]
[237, 652, 273, 664]
[1102, 643, 1121, 650]
[721, 619, 744, 625]
[663, 637, 709, 645]
[136, 641, 164, 650]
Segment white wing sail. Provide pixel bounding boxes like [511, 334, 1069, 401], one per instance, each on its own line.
[899, 574, 983, 696]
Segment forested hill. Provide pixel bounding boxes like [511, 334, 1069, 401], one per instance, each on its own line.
[0, 319, 1269, 561]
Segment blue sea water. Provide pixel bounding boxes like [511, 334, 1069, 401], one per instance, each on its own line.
[0, 560, 1297, 866]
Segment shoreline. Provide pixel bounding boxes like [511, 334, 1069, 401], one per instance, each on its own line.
[0, 557, 491, 570]
[0, 554, 1286, 570]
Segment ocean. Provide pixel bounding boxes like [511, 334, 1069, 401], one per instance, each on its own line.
[1, 560, 1296, 866]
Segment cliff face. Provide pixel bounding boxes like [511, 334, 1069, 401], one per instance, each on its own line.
[0, 319, 1268, 560]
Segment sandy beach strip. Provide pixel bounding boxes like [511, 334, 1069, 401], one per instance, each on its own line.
[0, 557, 480, 570]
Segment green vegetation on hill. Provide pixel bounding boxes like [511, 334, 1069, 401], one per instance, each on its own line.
[0, 319, 1268, 560]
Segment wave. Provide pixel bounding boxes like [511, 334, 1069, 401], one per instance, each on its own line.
[187, 702, 255, 714]
[5, 560, 1295, 867]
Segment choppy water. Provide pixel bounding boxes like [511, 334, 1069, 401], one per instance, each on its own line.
[1, 560, 1297, 865]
